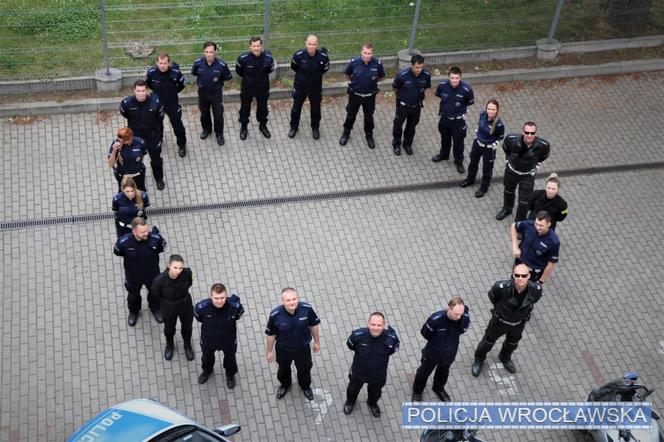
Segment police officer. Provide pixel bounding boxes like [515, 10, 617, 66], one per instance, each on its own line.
[411, 297, 470, 402]
[339, 43, 385, 149]
[391, 53, 431, 156]
[112, 175, 149, 238]
[460, 99, 505, 198]
[194, 283, 245, 386]
[343, 312, 399, 418]
[120, 80, 166, 190]
[431, 66, 474, 174]
[236, 36, 275, 140]
[527, 173, 568, 230]
[471, 264, 542, 376]
[146, 53, 187, 157]
[288, 35, 330, 140]
[106, 127, 148, 193]
[152, 255, 195, 362]
[511, 211, 560, 283]
[495, 121, 551, 221]
[265, 287, 321, 400]
[113, 217, 166, 326]
[191, 41, 233, 146]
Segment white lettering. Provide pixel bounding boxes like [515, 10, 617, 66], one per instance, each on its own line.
[499, 406, 518, 422]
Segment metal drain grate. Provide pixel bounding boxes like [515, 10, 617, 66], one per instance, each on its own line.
[2, 161, 662, 231]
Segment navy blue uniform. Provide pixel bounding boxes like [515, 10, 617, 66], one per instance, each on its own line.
[435, 79, 474, 164]
[111, 190, 149, 238]
[146, 63, 187, 149]
[527, 190, 568, 230]
[342, 56, 385, 135]
[265, 302, 320, 390]
[500, 134, 551, 220]
[113, 227, 166, 315]
[107, 137, 147, 192]
[515, 219, 560, 280]
[391, 67, 431, 152]
[191, 56, 233, 136]
[119, 94, 165, 183]
[195, 295, 244, 376]
[345, 326, 399, 406]
[474, 280, 542, 364]
[465, 111, 505, 192]
[152, 268, 194, 343]
[236, 50, 275, 126]
[289, 48, 330, 130]
[412, 306, 470, 395]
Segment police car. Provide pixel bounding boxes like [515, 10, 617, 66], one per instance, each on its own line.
[67, 398, 241, 441]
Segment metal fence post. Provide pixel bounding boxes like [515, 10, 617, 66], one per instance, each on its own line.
[99, 0, 110, 74]
[263, 0, 270, 49]
[547, 0, 565, 42]
[408, 0, 422, 51]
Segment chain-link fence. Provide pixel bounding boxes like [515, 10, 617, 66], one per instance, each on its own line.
[1, 0, 662, 80]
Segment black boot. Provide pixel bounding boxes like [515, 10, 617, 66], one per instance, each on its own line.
[472, 338, 494, 376]
[164, 338, 174, 361]
[499, 341, 518, 373]
[183, 339, 195, 361]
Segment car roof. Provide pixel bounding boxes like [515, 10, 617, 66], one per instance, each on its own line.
[67, 398, 197, 442]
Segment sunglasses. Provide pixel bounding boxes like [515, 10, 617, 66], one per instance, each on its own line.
[513, 273, 530, 278]
[523, 131, 536, 135]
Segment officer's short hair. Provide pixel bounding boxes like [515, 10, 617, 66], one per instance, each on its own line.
[523, 121, 537, 130]
[535, 211, 552, 223]
[369, 311, 385, 322]
[210, 283, 227, 294]
[203, 41, 217, 51]
[362, 42, 374, 51]
[448, 296, 465, 308]
[168, 254, 184, 264]
[411, 54, 424, 65]
[157, 52, 171, 63]
[448, 66, 462, 76]
[250, 36, 262, 45]
[130, 217, 147, 229]
[133, 79, 147, 89]
[281, 287, 297, 297]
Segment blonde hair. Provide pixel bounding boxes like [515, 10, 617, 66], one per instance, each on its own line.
[486, 99, 500, 135]
[120, 175, 143, 210]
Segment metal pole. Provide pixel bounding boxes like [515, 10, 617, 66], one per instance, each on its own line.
[547, 0, 565, 42]
[100, 0, 110, 74]
[408, 0, 422, 51]
[263, 0, 270, 49]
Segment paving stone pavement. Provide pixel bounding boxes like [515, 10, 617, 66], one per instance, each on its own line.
[1, 72, 664, 442]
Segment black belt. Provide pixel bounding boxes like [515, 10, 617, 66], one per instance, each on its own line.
[162, 295, 191, 306]
[399, 101, 420, 108]
[494, 315, 525, 326]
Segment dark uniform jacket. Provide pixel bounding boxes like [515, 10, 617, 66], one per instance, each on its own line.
[503, 134, 550, 173]
[475, 111, 505, 146]
[290, 48, 330, 91]
[151, 268, 193, 305]
[113, 227, 166, 283]
[489, 279, 542, 324]
[515, 219, 560, 271]
[107, 137, 146, 175]
[146, 63, 186, 107]
[344, 56, 385, 95]
[435, 79, 474, 117]
[194, 295, 244, 349]
[347, 326, 399, 383]
[191, 57, 233, 94]
[527, 190, 568, 229]
[392, 68, 431, 106]
[236, 50, 275, 95]
[119, 94, 165, 140]
[420, 306, 470, 365]
[112, 191, 149, 225]
[265, 302, 320, 348]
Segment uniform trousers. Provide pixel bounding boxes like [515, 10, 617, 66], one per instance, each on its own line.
[290, 88, 322, 129]
[162, 296, 193, 341]
[437, 117, 467, 164]
[466, 140, 497, 191]
[198, 89, 225, 135]
[502, 165, 535, 221]
[474, 316, 525, 361]
[346, 372, 385, 406]
[201, 341, 238, 377]
[125, 277, 160, 315]
[276, 344, 312, 389]
[164, 104, 187, 147]
[392, 102, 421, 148]
[239, 92, 269, 126]
[343, 93, 376, 135]
[412, 353, 451, 394]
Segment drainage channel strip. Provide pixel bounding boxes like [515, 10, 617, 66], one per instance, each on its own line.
[2, 161, 663, 232]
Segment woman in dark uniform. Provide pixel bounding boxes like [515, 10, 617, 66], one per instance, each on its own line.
[106, 127, 148, 192]
[527, 173, 568, 230]
[112, 176, 149, 238]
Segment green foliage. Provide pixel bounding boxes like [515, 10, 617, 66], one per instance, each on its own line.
[5, 0, 98, 40]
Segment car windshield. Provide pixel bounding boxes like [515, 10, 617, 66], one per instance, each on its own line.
[154, 427, 224, 442]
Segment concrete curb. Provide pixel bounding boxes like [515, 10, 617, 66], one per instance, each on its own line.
[2, 59, 663, 117]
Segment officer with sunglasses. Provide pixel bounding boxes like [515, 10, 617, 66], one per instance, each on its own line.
[496, 121, 551, 221]
[470, 263, 542, 377]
